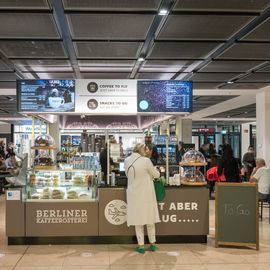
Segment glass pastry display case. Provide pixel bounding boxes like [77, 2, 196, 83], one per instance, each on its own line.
[26, 169, 98, 201]
[179, 150, 207, 186]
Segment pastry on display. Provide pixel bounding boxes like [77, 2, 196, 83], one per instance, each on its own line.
[180, 150, 207, 165]
[51, 189, 64, 199]
[181, 168, 206, 186]
[34, 134, 55, 147]
[29, 174, 36, 186]
[34, 152, 54, 166]
[52, 174, 59, 186]
[79, 192, 91, 199]
[73, 175, 84, 186]
[31, 193, 40, 199]
[67, 190, 78, 199]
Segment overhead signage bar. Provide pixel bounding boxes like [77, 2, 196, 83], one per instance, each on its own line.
[17, 79, 193, 115]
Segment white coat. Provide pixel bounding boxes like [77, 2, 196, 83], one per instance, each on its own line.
[124, 152, 160, 226]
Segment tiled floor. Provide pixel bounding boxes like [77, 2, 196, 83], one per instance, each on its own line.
[0, 196, 270, 270]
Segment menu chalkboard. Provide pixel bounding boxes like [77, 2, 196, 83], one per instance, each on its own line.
[215, 183, 259, 250]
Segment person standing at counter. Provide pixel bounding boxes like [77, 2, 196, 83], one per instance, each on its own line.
[176, 141, 185, 163]
[217, 144, 240, 182]
[242, 145, 256, 181]
[124, 143, 160, 254]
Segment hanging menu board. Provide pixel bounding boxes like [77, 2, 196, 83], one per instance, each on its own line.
[137, 80, 193, 113]
[75, 80, 137, 114]
[215, 182, 259, 250]
[17, 80, 75, 113]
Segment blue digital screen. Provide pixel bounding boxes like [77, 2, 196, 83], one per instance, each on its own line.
[17, 79, 75, 113]
[137, 80, 192, 113]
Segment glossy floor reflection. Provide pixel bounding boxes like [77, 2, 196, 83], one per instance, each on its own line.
[0, 196, 270, 269]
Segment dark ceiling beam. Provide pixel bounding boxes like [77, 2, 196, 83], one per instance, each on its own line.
[174, 5, 270, 81]
[0, 52, 34, 79]
[48, 0, 81, 79]
[130, 0, 178, 79]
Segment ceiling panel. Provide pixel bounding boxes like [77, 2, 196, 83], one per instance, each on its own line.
[80, 66, 132, 72]
[189, 72, 241, 82]
[140, 60, 201, 72]
[81, 73, 130, 79]
[221, 82, 269, 89]
[193, 82, 223, 89]
[148, 42, 222, 59]
[192, 95, 238, 112]
[74, 42, 142, 58]
[12, 59, 71, 71]
[242, 17, 270, 41]
[78, 60, 135, 67]
[200, 60, 266, 72]
[0, 0, 49, 9]
[0, 59, 11, 71]
[0, 41, 67, 58]
[137, 73, 175, 79]
[63, 0, 162, 10]
[174, 0, 270, 12]
[0, 72, 19, 81]
[238, 73, 270, 82]
[207, 104, 256, 118]
[0, 81, 16, 89]
[35, 72, 75, 79]
[0, 14, 59, 38]
[158, 15, 253, 40]
[218, 43, 270, 60]
[68, 14, 154, 39]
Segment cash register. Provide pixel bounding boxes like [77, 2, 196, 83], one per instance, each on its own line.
[115, 162, 127, 186]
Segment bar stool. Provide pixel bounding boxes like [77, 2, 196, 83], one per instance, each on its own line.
[259, 195, 270, 223]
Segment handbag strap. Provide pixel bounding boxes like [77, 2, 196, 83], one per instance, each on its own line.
[126, 156, 141, 178]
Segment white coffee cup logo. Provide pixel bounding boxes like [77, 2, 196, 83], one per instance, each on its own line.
[48, 97, 65, 109]
[104, 199, 127, 225]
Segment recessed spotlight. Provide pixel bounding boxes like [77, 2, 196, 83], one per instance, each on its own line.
[138, 57, 145, 62]
[227, 81, 234, 84]
[159, 9, 168, 15]
[244, 111, 248, 114]
[227, 115, 231, 118]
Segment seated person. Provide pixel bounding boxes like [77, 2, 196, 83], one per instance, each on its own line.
[0, 154, 6, 171]
[5, 153, 21, 178]
[250, 158, 270, 200]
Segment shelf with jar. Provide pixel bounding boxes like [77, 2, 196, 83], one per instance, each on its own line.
[27, 168, 98, 201]
[179, 150, 207, 186]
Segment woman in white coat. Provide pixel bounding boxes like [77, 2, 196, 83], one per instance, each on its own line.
[124, 143, 160, 254]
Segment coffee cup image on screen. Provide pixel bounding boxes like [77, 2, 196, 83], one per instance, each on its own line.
[87, 99, 98, 110]
[87, 82, 98, 93]
[48, 97, 65, 109]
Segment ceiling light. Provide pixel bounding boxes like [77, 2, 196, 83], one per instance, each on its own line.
[138, 57, 145, 62]
[159, 9, 168, 15]
[227, 81, 234, 84]
[244, 111, 248, 114]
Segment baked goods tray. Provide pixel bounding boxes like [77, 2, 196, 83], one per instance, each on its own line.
[180, 181, 207, 186]
[27, 199, 97, 202]
[33, 165, 57, 170]
[179, 162, 207, 166]
[31, 146, 57, 150]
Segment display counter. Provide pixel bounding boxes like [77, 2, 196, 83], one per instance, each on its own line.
[6, 185, 209, 244]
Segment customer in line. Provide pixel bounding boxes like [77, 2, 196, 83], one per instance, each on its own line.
[145, 143, 158, 165]
[242, 145, 256, 181]
[124, 143, 160, 254]
[217, 144, 240, 182]
[176, 141, 185, 163]
[250, 158, 270, 200]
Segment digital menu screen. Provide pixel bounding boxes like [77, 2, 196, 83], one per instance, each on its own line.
[17, 79, 75, 113]
[137, 80, 192, 113]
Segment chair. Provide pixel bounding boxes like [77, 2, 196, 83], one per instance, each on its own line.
[259, 195, 270, 223]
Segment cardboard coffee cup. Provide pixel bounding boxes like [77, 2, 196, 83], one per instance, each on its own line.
[48, 97, 65, 109]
